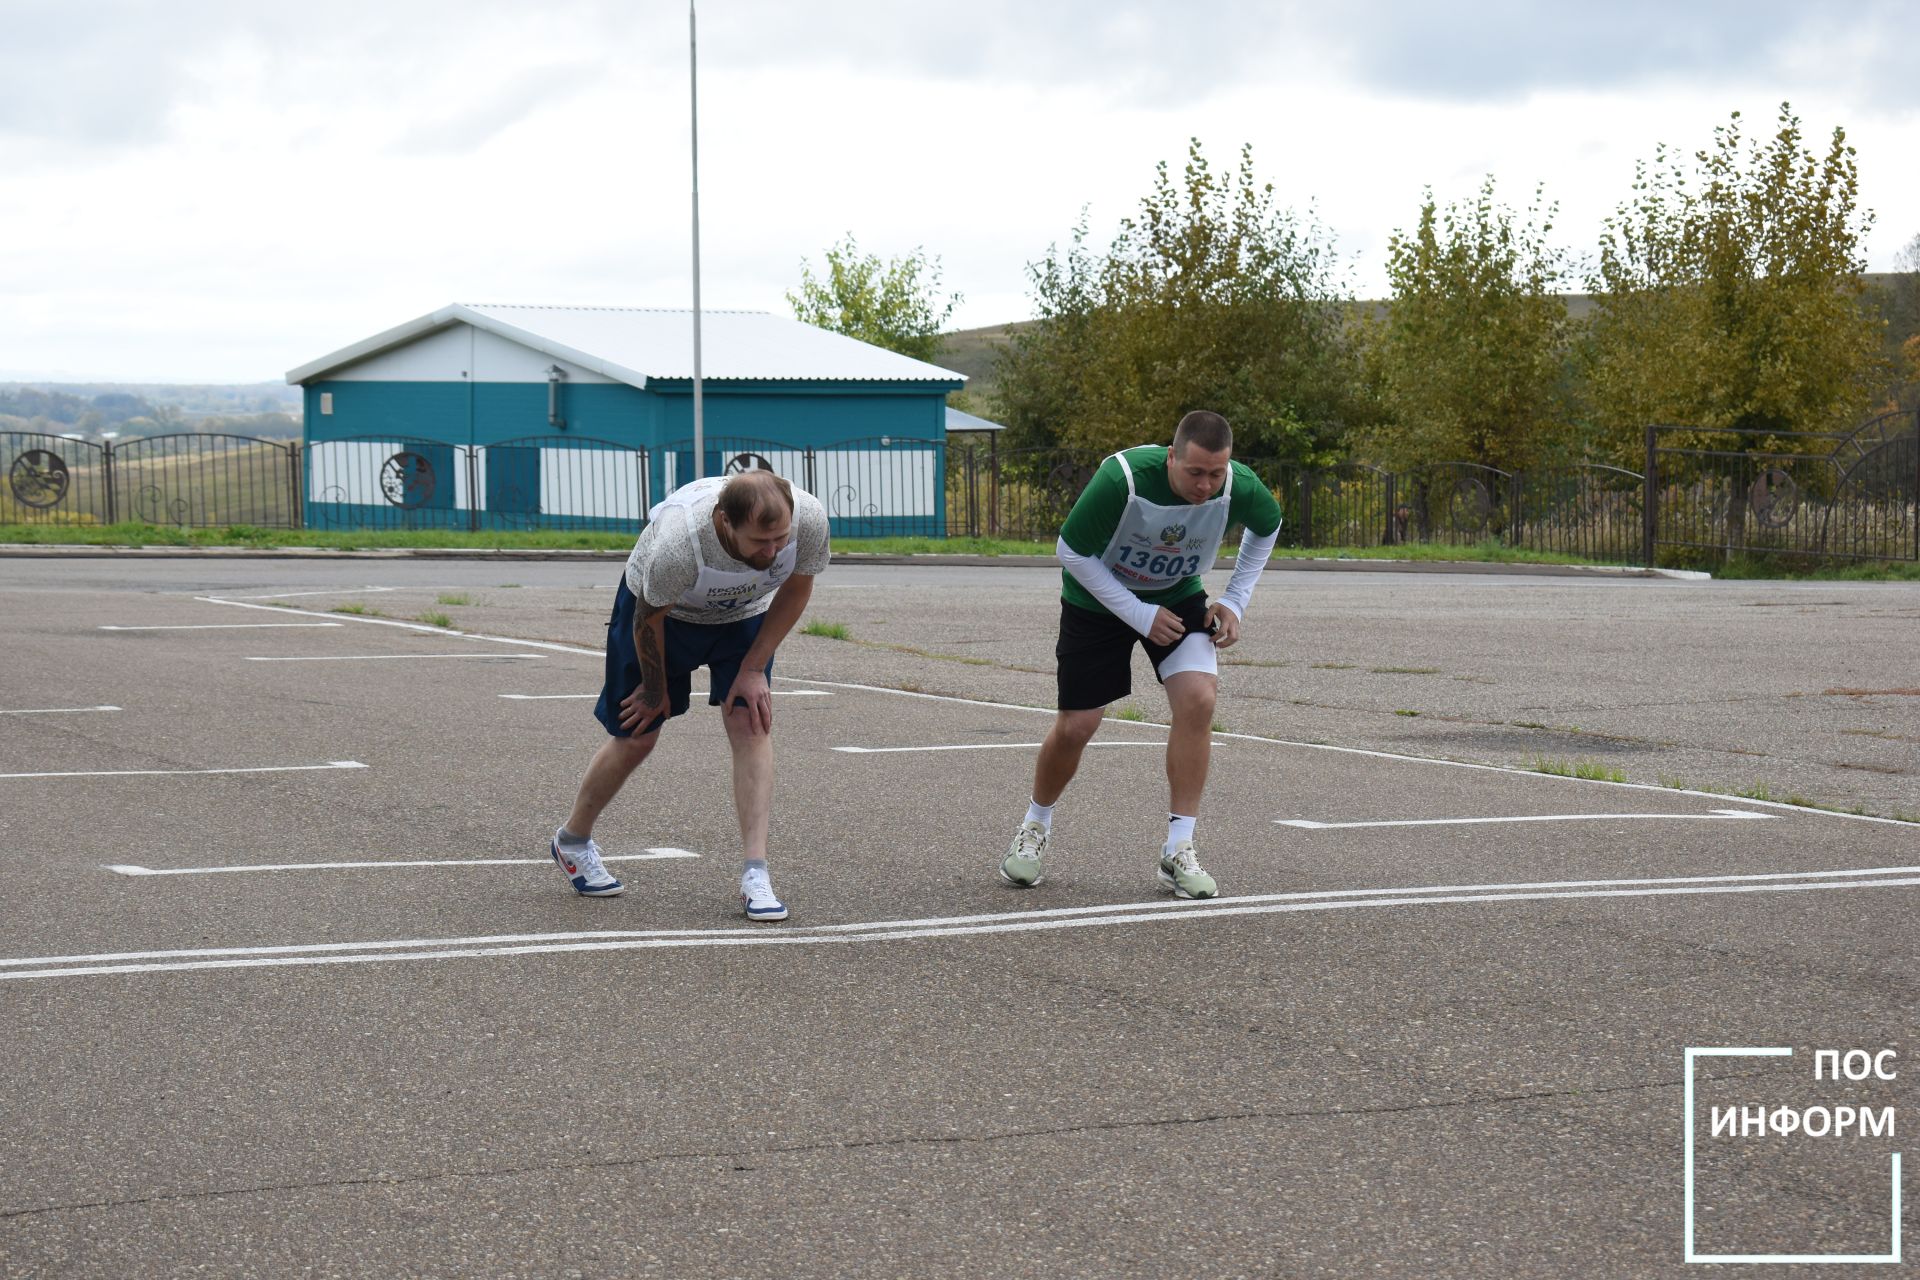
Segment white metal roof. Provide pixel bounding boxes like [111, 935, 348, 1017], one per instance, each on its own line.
[945, 406, 1006, 433]
[286, 303, 967, 387]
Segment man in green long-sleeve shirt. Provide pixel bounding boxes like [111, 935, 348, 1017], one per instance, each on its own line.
[999, 410, 1282, 899]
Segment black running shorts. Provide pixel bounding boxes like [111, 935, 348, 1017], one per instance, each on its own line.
[1055, 593, 1211, 712]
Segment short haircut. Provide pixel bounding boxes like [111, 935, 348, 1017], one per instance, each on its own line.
[717, 469, 795, 529]
[1173, 410, 1233, 456]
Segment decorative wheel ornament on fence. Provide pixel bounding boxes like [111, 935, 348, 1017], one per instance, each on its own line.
[1749, 468, 1799, 528]
[380, 452, 436, 508]
[8, 449, 69, 509]
[724, 452, 773, 475]
[1447, 477, 1493, 533]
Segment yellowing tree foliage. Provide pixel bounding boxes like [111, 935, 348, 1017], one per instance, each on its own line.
[1362, 179, 1573, 471]
[1586, 104, 1887, 459]
[994, 141, 1362, 462]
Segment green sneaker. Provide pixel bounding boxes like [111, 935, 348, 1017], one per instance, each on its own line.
[1158, 841, 1217, 899]
[999, 820, 1049, 887]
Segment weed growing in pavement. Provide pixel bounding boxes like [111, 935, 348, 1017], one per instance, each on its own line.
[1530, 756, 1627, 783]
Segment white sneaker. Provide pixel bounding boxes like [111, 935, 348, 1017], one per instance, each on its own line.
[551, 832, 624, 897]
[999, 820, 1048, 887]
[741, 868, 788, 921]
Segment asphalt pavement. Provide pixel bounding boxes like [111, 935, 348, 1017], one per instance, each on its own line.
[1, 558, 1915, 1278]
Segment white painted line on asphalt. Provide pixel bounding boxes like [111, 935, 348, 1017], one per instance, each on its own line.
[834, 741, 1173, 754]
[1277, 809, 1772, 830]
[0, 705, 122, 716]
[11, 863, 1920, 981]
[780, 678, 1920, 828]
[196, 596, 602, 657]
[99, 623, 345, 631]
[242, 653, 539, 662]
[220, 587, 399, 600]
[103, 847, 699, 876]
[498, 691, 832, 700]
[187, 605, 1918, 830]
[697, 689, 830, 697]
[1, 761, 367, 781]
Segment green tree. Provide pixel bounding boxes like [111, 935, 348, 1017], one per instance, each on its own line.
[1586, 103, 1887, 458]
[994, 140, 1363, 463]
[1877, 231, 1920, 410]
[1361, 179, 1574, 471]
[788, 234, 960, 363]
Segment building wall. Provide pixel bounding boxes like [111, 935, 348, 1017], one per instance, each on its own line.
[298, 329, 959, 534]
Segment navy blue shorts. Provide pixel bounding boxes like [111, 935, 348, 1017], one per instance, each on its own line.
[594, 581, 774, 737]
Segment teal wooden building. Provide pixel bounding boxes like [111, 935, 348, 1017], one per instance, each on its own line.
[285, 304, 966, 535]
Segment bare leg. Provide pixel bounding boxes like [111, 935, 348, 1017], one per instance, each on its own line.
[724, 705, 773, 862]
[1163, 671, 1218, 816]
[1032, 708, 1105, 806]
[564, 729, 661, 837]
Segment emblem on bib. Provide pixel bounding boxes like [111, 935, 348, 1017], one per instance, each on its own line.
[1159, 523, 1187, 547]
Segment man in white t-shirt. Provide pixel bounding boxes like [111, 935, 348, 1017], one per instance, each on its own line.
[550, 469, 831, 920]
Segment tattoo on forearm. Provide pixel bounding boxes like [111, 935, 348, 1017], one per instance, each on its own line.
[635, 607, 669, 703]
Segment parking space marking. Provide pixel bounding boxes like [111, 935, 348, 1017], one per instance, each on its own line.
[834, 741, 1172, 754]
[219, 587, 398, 600]
[99, 623, 345, 631]
[784, 679, 1919, 828]
[1279, 809, 1772, 830]
[103, 848, 699, 876]
[197, 596, 601, 657]
[0, 705, 121, 716]
[7, 864, 1920, 982]
[242, 653, 540, 663]
[185, 604, 1920, 830]
[2, 761, 368, 781]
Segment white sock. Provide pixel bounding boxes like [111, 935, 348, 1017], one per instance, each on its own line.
[1165, 813, 1196, 853]
[1024, 799, 1055, 830]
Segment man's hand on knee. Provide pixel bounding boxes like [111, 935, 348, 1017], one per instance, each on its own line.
[724, 667, 773, 735]
[618, 686, 666, 733]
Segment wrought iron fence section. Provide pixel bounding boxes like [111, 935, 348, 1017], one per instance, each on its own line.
[1648, 414, 1917, 562]
[964, 446, 1105, 540]
[108, 433, 299, 528]
[1395, 462, 1518, 546]
[1513, 463, 1644, 561]
[1297, 463, 1395, 549]
[0, 432, 109, 525]
[303, 435, 474, 531]
[655, 436, 815, 494]
[807, 435, 947, 538]
[480, 435, 649, 532]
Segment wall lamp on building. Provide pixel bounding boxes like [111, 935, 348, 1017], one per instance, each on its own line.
[547, 365, 567, 430]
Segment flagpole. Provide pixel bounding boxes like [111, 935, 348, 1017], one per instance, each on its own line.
[689, 0, 705, 479]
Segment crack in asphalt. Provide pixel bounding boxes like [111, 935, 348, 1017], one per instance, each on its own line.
[0, 1069, 1786, 1222]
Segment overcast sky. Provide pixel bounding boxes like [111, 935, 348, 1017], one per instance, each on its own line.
[2, 0, 1914, 382]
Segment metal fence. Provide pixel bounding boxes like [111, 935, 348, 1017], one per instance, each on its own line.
[7, 412, 1913, 563]
[1646, 413, 1919, 563]
[1, 430, 295, 527]
[303, 434, 650, 532]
